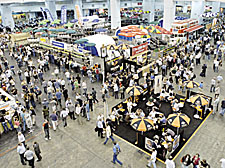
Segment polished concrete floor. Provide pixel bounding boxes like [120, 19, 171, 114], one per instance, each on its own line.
[0, 49, 225, 168]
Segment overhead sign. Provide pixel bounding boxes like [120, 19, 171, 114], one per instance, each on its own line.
[75, 5, 82, 25]
[61, 5, 67, 24]
[45, 8, 54, 22]
[52, 41, 64, 48]
[132, 42, 148, 56]
[40, 7, 46, 20]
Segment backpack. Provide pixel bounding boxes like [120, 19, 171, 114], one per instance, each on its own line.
[115, 146, 120, 155]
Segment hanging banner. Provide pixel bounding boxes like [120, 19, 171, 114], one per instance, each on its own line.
[61, 5, 67, 25]
[131, 42, 148, 56]
[75, 5, 82, 25]
[40, 7, 46, 20]
[45, 8, 54, 22]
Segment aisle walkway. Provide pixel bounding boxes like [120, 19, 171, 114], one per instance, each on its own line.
[0, 49, 225, 168]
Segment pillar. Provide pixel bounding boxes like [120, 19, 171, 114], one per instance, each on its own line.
[191, 0, 205, 24]
[73, 0, 83, 19]
[163, 0, 175, 30]
[107, 0, 111, 18]
[29, 12, 36, 19]
[45, 0, 57, 20]
[143, 0, 155, 22]
[183, 5, 188, 13]
[211, 2, 220, 13]
[110, 0, 121, 29]
[0, 4, 14, 30]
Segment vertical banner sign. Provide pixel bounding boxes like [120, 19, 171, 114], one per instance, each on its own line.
[61, 5, 67, 24]
[75, 5, 82, 26]
[44, 8, 54, 22]
[40, 7, 46, 20]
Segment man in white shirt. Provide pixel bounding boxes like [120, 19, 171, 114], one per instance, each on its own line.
[60, 108, 69, 127]
[165, 156, 175, 168]
[24, 147, 35, 168]
[17, 143, 26, 165]
[220, 158, 225, 168]
[147, 148, 157, 168]
[97, 119, 104, 138]
[18, 132, 26, 147]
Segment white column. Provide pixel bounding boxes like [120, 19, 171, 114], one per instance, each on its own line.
[110, 0, 121, 29]
[29, 12, 36, 19]
[108, 0, 111, 18]
[191, 0, 205, 24]
[143, 0, 155, 22]
[0, 4, 14, 30]
[73, 0, 83, 19]
[163, 0, 175, 30]
[211, 2, 220, 13]
[183, 5, 188, 13]
[45, 0, 57, 20]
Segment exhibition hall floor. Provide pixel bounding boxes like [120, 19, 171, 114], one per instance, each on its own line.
[0, 53, 225, 167]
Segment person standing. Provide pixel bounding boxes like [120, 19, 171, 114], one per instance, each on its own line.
[33, 142, 42, 162]
[85, 101, 90, 121]
[210, 77, 216, 92]
[104, 123, 115, 145]
[55, 89, 62, 107]
[97, 119, 104, 138]
[92, 88, 98, 103]
[147, 148, 157, 168]
[219, 98, 225, 116]
[42, 120, 51, 140]
[18, 132, 26, 147]
[220, 158, 225, 168]
[112, 142, 122, 166]
[24, 147, 35, 168]
[75, 104, 82, 125]
[50, 111, 58, 131]
[165, 156, 175, 168]
[67, 102, 75, 120]
[17, 143, 26, 165]
[181, 154, 192, 168]
[213, 95, 220, 114]
[114, 83, 119, 99]
[82, 81, 87, 96]
[60, 108, 69, 127]
[192, 154, 200, 168]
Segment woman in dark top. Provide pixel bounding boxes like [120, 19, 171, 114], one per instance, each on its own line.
[200, 159, 210, 168]
[181, 154, 192, 167]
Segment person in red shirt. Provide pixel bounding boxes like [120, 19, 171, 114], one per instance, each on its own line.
[96, 68, 99, 82]
[81, 65, 87, 77]
[42, 120, 51, 140]
[192, 153, 200, 168]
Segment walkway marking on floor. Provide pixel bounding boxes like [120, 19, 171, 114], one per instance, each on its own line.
[114, 110, 212, 164]
[173, 110, 212, 160]
[114, 134, 165, 164]
[0, 120, 64, 157]
[0, 131, 42, 157]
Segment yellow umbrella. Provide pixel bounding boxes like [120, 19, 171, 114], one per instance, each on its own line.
[184, 80, 200, 88]
[141, 35, 151, 38]
[131, 117, 154, 132]
[107, 44, 115, 50]
[190, 95, 209, 106]
[167, 113, 190, 128]
[126, 85, 143, 96]
[118, 43, 130, 50]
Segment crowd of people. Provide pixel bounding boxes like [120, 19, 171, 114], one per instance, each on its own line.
[0, 16, 225, 168]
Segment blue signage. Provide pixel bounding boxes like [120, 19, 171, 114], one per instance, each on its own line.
[52, 41, 64, 48]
